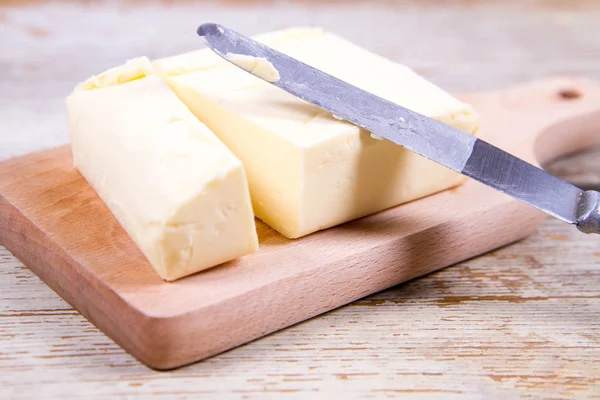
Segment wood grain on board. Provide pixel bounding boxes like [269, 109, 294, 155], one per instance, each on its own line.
[2, 0, 600, 398]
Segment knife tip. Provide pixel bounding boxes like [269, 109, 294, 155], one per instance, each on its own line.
[197, 23, 223, 38]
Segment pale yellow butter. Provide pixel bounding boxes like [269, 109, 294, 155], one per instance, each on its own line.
[154, 28, 479, 239]
[225, 53, 280, 83]
[67, 57, 258, 281]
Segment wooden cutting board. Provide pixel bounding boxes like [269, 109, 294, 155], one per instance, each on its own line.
[1, 78, 599, 370]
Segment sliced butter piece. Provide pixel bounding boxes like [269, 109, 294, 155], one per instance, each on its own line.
[67, 57, 258, 281]
[155, 28, 479, 239]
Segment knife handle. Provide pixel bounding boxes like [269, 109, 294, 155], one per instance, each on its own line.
[577, 190, 600, 234]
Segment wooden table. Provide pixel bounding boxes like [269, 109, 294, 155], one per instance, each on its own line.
[1, 1, 599, 398]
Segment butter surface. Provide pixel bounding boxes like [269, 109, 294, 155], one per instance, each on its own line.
[67, 57, 258, 280]
[155, 28, 479, 239]
[225, 53, 280, 83]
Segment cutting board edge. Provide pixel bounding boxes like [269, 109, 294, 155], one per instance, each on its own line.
[0, 187, 545, 370]
[154, 207, 545, 370]
[0, 191, 164, 368]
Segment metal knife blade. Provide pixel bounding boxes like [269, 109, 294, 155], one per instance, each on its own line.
[197, 23, 600, 234]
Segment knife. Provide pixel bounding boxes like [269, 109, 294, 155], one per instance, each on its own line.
[197, 23, 600, 235]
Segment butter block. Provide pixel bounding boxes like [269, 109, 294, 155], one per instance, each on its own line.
[67, 57, 258, 281]
[155, 28, 479, 239]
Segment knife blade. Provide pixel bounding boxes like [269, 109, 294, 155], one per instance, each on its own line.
[197, 23, 600, 234]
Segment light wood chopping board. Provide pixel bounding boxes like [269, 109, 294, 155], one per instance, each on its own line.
[1, 77, 599, 370]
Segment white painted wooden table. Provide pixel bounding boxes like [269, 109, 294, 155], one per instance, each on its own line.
[1, 1, 600, 398]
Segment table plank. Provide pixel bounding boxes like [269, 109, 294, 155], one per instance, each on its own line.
[1, 0, 599, 398]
